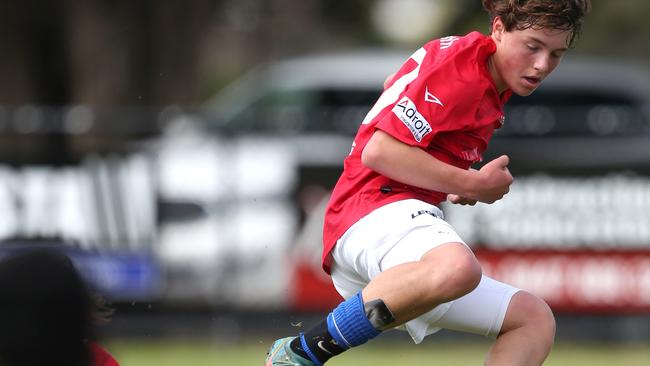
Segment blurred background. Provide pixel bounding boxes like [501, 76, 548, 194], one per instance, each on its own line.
[1, 0, 649, 364]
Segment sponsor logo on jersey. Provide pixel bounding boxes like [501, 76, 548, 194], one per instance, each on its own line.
[440, 36, 459, 50]
[424, 87, 443, 106]
[392, 96, 432, 142]
[460, 147, 481, 163]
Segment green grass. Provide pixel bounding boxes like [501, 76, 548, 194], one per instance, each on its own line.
[105, 338, 650, 366]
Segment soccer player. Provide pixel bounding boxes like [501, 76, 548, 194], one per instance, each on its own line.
[266, 1, 590, 365]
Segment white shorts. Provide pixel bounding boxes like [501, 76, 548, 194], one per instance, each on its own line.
[330, 199, 520, 344]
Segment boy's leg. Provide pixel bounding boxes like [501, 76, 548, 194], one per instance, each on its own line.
[266, 241, 482, 365]
[485, 291, 556, 366]
[431, 276, 555, 366]
[361, 242, 481, 326]
[265, 290, 388, 366]
[267, 200, 482, 365]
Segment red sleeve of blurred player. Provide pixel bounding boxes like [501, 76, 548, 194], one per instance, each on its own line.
[89, 341, 120, 366]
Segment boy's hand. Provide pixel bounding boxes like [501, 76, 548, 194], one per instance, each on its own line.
[472, 155, 513, 204]
[447, 194, 477, 206]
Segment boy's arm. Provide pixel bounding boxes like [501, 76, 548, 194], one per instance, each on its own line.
[361, 130, 512, 204]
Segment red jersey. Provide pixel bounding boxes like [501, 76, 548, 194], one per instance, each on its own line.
[322, 32, 512, 273]
[89, 341, 120, 366]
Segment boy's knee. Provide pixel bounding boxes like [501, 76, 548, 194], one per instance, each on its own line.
[421, 243, 482, 300]
[504, 291, 556, 345]
[449, 252, 482, 295]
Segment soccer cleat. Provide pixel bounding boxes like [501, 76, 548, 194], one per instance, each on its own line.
[265, 336, 318, 366]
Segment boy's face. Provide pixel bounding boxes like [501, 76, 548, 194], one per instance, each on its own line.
[490, 17, 572, 96]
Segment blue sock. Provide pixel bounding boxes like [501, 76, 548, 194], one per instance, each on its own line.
[290, 292, 381, 365]
[326, 291, 381, 349]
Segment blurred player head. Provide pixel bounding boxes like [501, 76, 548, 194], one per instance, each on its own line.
[482, 0, 591, 96]
[0, 248, 94, 366]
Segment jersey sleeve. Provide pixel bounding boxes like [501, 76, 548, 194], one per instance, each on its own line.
[374, 34, 492, 149]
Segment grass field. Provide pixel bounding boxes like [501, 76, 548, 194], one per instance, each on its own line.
[106, 339, 650, 366]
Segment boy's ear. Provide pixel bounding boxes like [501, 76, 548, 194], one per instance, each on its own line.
[491, 16, 505, 41]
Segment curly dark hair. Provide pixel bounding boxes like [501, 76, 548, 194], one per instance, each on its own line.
[482, 0, 591, 47]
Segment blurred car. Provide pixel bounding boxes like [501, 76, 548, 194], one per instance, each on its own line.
[203, 50, 412, 177]
[202, 50, 650, 174]
[491, 60, 650, 174]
